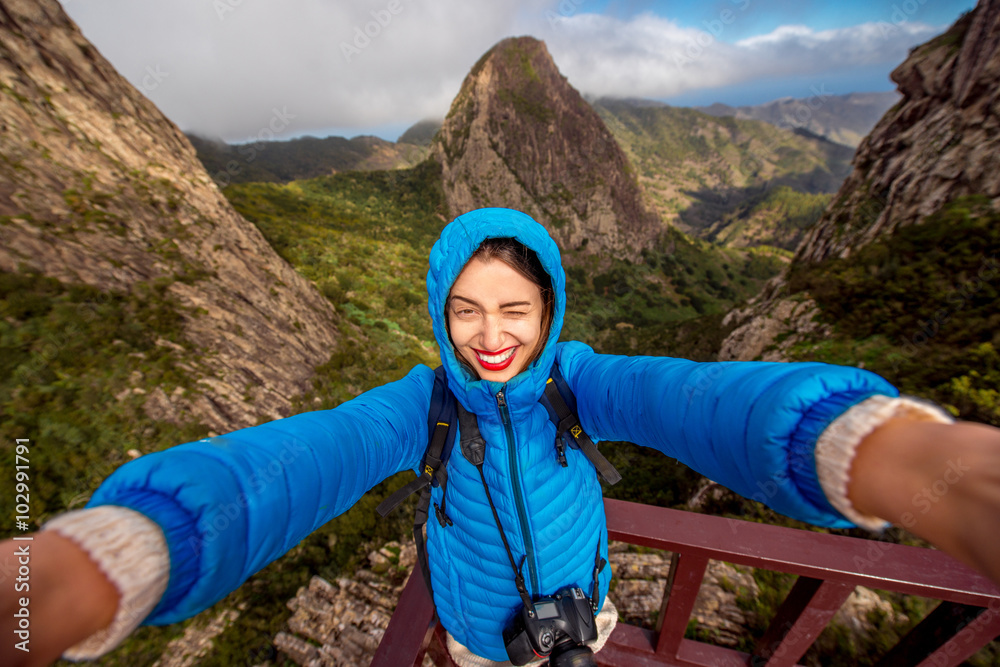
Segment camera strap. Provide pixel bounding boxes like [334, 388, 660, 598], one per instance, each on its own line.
[456, 401, 537, 616]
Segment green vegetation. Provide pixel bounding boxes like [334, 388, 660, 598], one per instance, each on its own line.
[786, 195, 1000, 426]
[562, 227, 785, 346]
[225, 159, 446, 351]
[0, 272, 205, 535]
[495, 43, 555, 124]
[708, 186, 832, 251]
[593, 99, 853, 243]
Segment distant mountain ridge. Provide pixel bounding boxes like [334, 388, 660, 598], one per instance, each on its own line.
[187, 132, 429, 186]
[698, 91, 901, 148]
[186, 88, 864, 257]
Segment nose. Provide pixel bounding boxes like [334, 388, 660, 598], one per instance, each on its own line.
[482, 315, 505, 351]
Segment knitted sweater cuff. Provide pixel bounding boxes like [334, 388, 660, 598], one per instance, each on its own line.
[42, 506, 170, 660]
[815, 395, 954, 531]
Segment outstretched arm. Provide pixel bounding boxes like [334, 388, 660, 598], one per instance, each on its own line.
[557, 341, 1000, 586]
[0, 364, 434, 665]
[558, 341, 896, 528]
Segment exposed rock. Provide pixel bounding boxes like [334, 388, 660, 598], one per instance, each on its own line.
[277, 537, 912, 661]
[0, 0, 339, 432]
[276, 540, 433, 667]
[833, 586, 909, 640]
[153, 607, 241, 667]
[718, 291, 830, 362]
[431, 37, 661, 259]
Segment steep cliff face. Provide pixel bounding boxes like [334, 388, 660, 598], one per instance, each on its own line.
[431, 37, 661, 258]
[0, 0, 339, 432]
[720, 0, 1000, 362]
[794, 5, 999, 265]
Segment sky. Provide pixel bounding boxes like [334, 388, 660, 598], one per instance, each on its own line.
[62, 0, 976, 143]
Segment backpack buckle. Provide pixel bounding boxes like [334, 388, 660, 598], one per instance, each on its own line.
[434, 502, 453, 527]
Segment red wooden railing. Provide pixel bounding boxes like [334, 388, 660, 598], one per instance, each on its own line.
[372, 499, 1000, 666]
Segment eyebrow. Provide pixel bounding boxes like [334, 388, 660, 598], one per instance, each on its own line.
[449, 295, 482, 308]
[449, 296, 533, 309]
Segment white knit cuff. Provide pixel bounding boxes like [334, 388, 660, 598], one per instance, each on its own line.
[815, 395, 954, 531]
[43, 506, 170, 660]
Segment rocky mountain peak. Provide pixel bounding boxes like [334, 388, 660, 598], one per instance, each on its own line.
[0, 0, 339, 432]
[431, 36, 661, 258]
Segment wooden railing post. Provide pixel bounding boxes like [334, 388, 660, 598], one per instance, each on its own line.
[877, 600, 1000, 667]
[370, 572, 436, 667]
[752, 577, 854, 667]
[654, 551, 709, 657]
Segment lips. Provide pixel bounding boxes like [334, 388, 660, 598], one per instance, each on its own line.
[473, 346, 518, 371]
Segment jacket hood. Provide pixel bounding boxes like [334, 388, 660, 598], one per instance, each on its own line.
[427, 208, 566, 409]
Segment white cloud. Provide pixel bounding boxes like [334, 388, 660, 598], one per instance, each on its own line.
[63, 0, 944, 141]
[539, 13, 941, 99]
[66, 0, 552, 141]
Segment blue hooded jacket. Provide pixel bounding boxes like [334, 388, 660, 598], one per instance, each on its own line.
[88, 207, 898, 661]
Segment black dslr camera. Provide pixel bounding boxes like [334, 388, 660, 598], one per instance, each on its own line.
[502, 586, 597, 666]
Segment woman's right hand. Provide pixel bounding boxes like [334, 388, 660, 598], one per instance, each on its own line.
[2, 530, 120, 667]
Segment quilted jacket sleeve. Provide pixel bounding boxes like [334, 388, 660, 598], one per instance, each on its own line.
[86, 364, 435, 625]
[556, 341, 898, 528]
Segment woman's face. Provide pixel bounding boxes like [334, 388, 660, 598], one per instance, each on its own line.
[447, 257, 544, 383]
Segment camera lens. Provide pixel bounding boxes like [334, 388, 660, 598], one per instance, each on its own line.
[549, 643, 597, 667]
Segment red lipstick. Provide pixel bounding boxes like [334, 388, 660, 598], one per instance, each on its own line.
[473, 346, 518, 372]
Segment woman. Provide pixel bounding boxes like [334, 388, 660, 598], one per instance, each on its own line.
[4, 207, 1000, 666]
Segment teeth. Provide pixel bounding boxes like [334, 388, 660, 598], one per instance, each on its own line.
[478, 347, 515, 364]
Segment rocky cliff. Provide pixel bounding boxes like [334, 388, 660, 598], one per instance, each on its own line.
[720, 0, 1000, 362]
[0, 0, 339, 432]
[794, 5, 999, 266]
[431, 37, 661, 258]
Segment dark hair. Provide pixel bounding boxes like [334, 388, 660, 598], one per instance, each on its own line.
[447, 237, 555, 374]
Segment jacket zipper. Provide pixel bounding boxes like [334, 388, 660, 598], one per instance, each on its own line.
[497, 388, 540, 595]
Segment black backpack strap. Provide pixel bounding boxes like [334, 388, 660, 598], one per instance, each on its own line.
[542, 363, 622, 486]
[376, 367, 456, 518]
[402, 367, 459, 599]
